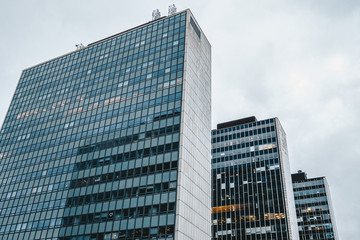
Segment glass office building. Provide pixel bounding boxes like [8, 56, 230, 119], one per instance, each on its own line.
[0, 9, 211, 240]
[211, 117, 299, 240]
[292, 171, 338, 239]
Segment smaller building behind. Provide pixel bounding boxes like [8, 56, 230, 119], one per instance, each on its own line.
[211, 116, 299, 240]
[292, 170, 338, 239]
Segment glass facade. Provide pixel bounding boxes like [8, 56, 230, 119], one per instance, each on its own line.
[211, 117, 299, 239]
[292, 171, 338, 239]
[0, 9, 211, 240]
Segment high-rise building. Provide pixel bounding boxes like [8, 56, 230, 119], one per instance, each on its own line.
[211, 117, 299, 240]
[0, 9, 211, 240]
[292, 171, 338, 239]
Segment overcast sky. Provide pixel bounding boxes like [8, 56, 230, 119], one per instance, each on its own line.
[0, 0, 359, 238]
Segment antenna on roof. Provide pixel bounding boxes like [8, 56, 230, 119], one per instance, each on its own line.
[152, 9, 161, 20]
[75, 43, 85, 50]
[168, 4, 177, 16]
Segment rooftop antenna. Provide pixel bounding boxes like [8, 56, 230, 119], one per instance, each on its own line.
[168, 4, 177, 16]
[152, 9, 161, 20]
[75, 43, 85, 50]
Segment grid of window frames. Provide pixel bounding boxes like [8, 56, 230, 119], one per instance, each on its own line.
[0, 11, 187, 240]
[211, 118, 293, 240]
[292, 174, 337, 240]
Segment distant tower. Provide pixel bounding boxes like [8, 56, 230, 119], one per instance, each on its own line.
[292, 171, 338, 239]
[152, 9, 161, 20]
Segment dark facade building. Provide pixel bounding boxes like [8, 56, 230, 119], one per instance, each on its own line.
[292, 171, 338, 239]
[0, 9, 211, 239]
[211, 117, 299, 240]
